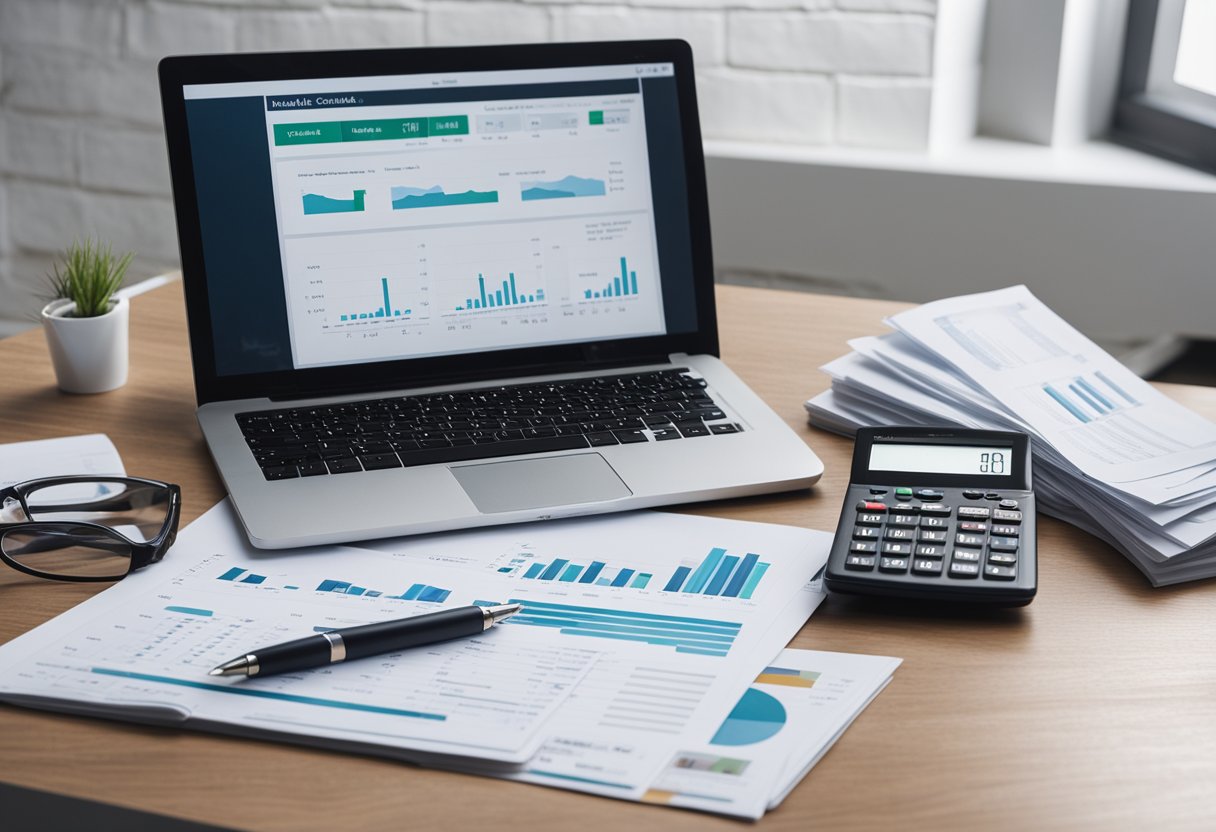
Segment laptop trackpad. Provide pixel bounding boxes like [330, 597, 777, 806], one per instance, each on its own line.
[450, 453, 632, 514]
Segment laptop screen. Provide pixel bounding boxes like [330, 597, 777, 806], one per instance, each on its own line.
[177, 55, 705, 387]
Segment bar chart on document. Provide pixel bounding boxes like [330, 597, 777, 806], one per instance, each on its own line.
[6, 540, 599, 760]
[357, 511, 827, 667]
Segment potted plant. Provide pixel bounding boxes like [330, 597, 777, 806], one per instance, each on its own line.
[41, 240, 135, 394]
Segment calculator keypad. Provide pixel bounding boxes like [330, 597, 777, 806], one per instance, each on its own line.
[831, 485, 1033, 595]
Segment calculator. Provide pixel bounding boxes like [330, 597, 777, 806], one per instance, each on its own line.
[824, 427, 1036, 606]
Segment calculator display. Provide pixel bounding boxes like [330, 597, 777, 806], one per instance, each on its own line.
[868, 443, 1013, 477]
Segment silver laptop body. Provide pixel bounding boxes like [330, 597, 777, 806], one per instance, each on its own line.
[160, 40, 823, 548]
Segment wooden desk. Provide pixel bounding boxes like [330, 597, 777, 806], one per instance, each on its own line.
[2, 282, 1214, 831]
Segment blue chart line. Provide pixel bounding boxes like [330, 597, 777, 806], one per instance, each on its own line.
[90, 668, 446, 720]
[501, 599, 741, 657]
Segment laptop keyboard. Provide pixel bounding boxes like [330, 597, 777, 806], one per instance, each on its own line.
[237, 368, 744, 480]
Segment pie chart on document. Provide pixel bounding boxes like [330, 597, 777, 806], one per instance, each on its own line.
[710, 687, 787, 746]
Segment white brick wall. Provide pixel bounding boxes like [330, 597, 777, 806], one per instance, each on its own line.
[0, 0, 937, 332]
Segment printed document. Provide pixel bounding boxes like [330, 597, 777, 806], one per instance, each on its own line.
[887, 286, 1216, 490]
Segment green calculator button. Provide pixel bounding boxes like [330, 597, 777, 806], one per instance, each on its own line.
[895, 487, 913, 499]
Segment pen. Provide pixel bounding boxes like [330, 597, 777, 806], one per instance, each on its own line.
[209, 603, 523, 679]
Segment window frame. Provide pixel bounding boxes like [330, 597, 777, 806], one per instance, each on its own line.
[1112, 0, 1216, 173]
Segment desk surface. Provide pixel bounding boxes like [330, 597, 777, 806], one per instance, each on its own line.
[2, 282, 1214, 831]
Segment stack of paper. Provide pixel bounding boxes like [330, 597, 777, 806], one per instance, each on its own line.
[805, 285, 1216, 586]
[0, 482, 898, 819]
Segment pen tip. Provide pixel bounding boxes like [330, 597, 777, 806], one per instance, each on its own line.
[208, 668, 225, 676]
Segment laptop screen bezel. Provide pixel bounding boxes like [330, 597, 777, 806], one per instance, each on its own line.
[158, 40, 719, 406]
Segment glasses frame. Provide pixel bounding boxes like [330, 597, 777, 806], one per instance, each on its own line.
[0, 475, 182, 582]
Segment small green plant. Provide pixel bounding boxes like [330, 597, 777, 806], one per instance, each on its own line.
[46, 239, 134, 318]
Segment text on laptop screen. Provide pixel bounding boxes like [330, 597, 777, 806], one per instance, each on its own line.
[182, 63, 699, 378]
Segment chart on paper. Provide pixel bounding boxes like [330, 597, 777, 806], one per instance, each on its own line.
[0, 544, 598, 760]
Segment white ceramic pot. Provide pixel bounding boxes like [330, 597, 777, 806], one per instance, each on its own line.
[41, 296, 130, 394]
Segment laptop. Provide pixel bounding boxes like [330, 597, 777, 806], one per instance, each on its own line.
[158, 40, 824, 549]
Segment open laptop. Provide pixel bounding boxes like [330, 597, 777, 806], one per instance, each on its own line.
[158, 40, 823, 549]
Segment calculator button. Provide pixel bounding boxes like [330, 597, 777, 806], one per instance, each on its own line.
[850, 541, 879, 554]
[987, 552, 1018, 565]
[989, 537, 1020, 552]
[984, 564, 1017, 580]
[958, 506, 991, 519]
[959, 521, 989, 533]
[919, 504, 952, 516]
[845, 555, 877, 570]
[888, 504, 919, 514]
[895, 487, 914, 500]
[879, 556, 910, 573]
[949, 561, 980, 578]
[920, 516, 950, 529]
[881, 542, 913, 556]
[853, 527, 881, 540]
[999, 499, 1019, 509]
[857, 501, 888, 512]
[954, 533, 985, 547]
[962, 489, 984, 499]
[869, 488, 889, 495]
[914, 489, 944, 500]
[991, 524, 1020, 537]
[915, 544, 946, 558]
[992, 509, 1023, 523]
[919, 530, 947, 544]
[888, 514, 920, 527]
[984, 492, 1001, 501]
[952, 549, 980, 563]
[913, 558, 944, 576]
[884, 528, 915, 542]
[856, 513, 885, 526]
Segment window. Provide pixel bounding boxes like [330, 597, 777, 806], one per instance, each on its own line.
[1114, 0, 1216, 172]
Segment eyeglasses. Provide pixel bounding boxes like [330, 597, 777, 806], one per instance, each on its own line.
[0, 476, 181, 582]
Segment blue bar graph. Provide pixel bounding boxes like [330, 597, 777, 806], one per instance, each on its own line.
[338, 277, 412, 322]
[219, 568, 450, 603]
[704, 556, 740, 596]
[513, 546, 771, 598]
[611, 569, 635, 587]
[664, 566, 692, 592]
[722, 553, 760, 598]
[739, 563, 768, 600]
[579, 562, 606, 584]
[455, 272, 545, 311]
[1043, 384, 1090, 423]
[583, 256, 641, 300]
[502, 599, 741, 657]
[684, 548, 727, 594]
[540, 559, 569, 581]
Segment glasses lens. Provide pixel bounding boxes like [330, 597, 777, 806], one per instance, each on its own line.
[24, 480, 171, 543]
[1, 524, 132, 579]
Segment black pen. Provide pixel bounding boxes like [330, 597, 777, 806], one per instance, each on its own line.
[209, 603, 523, 679]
